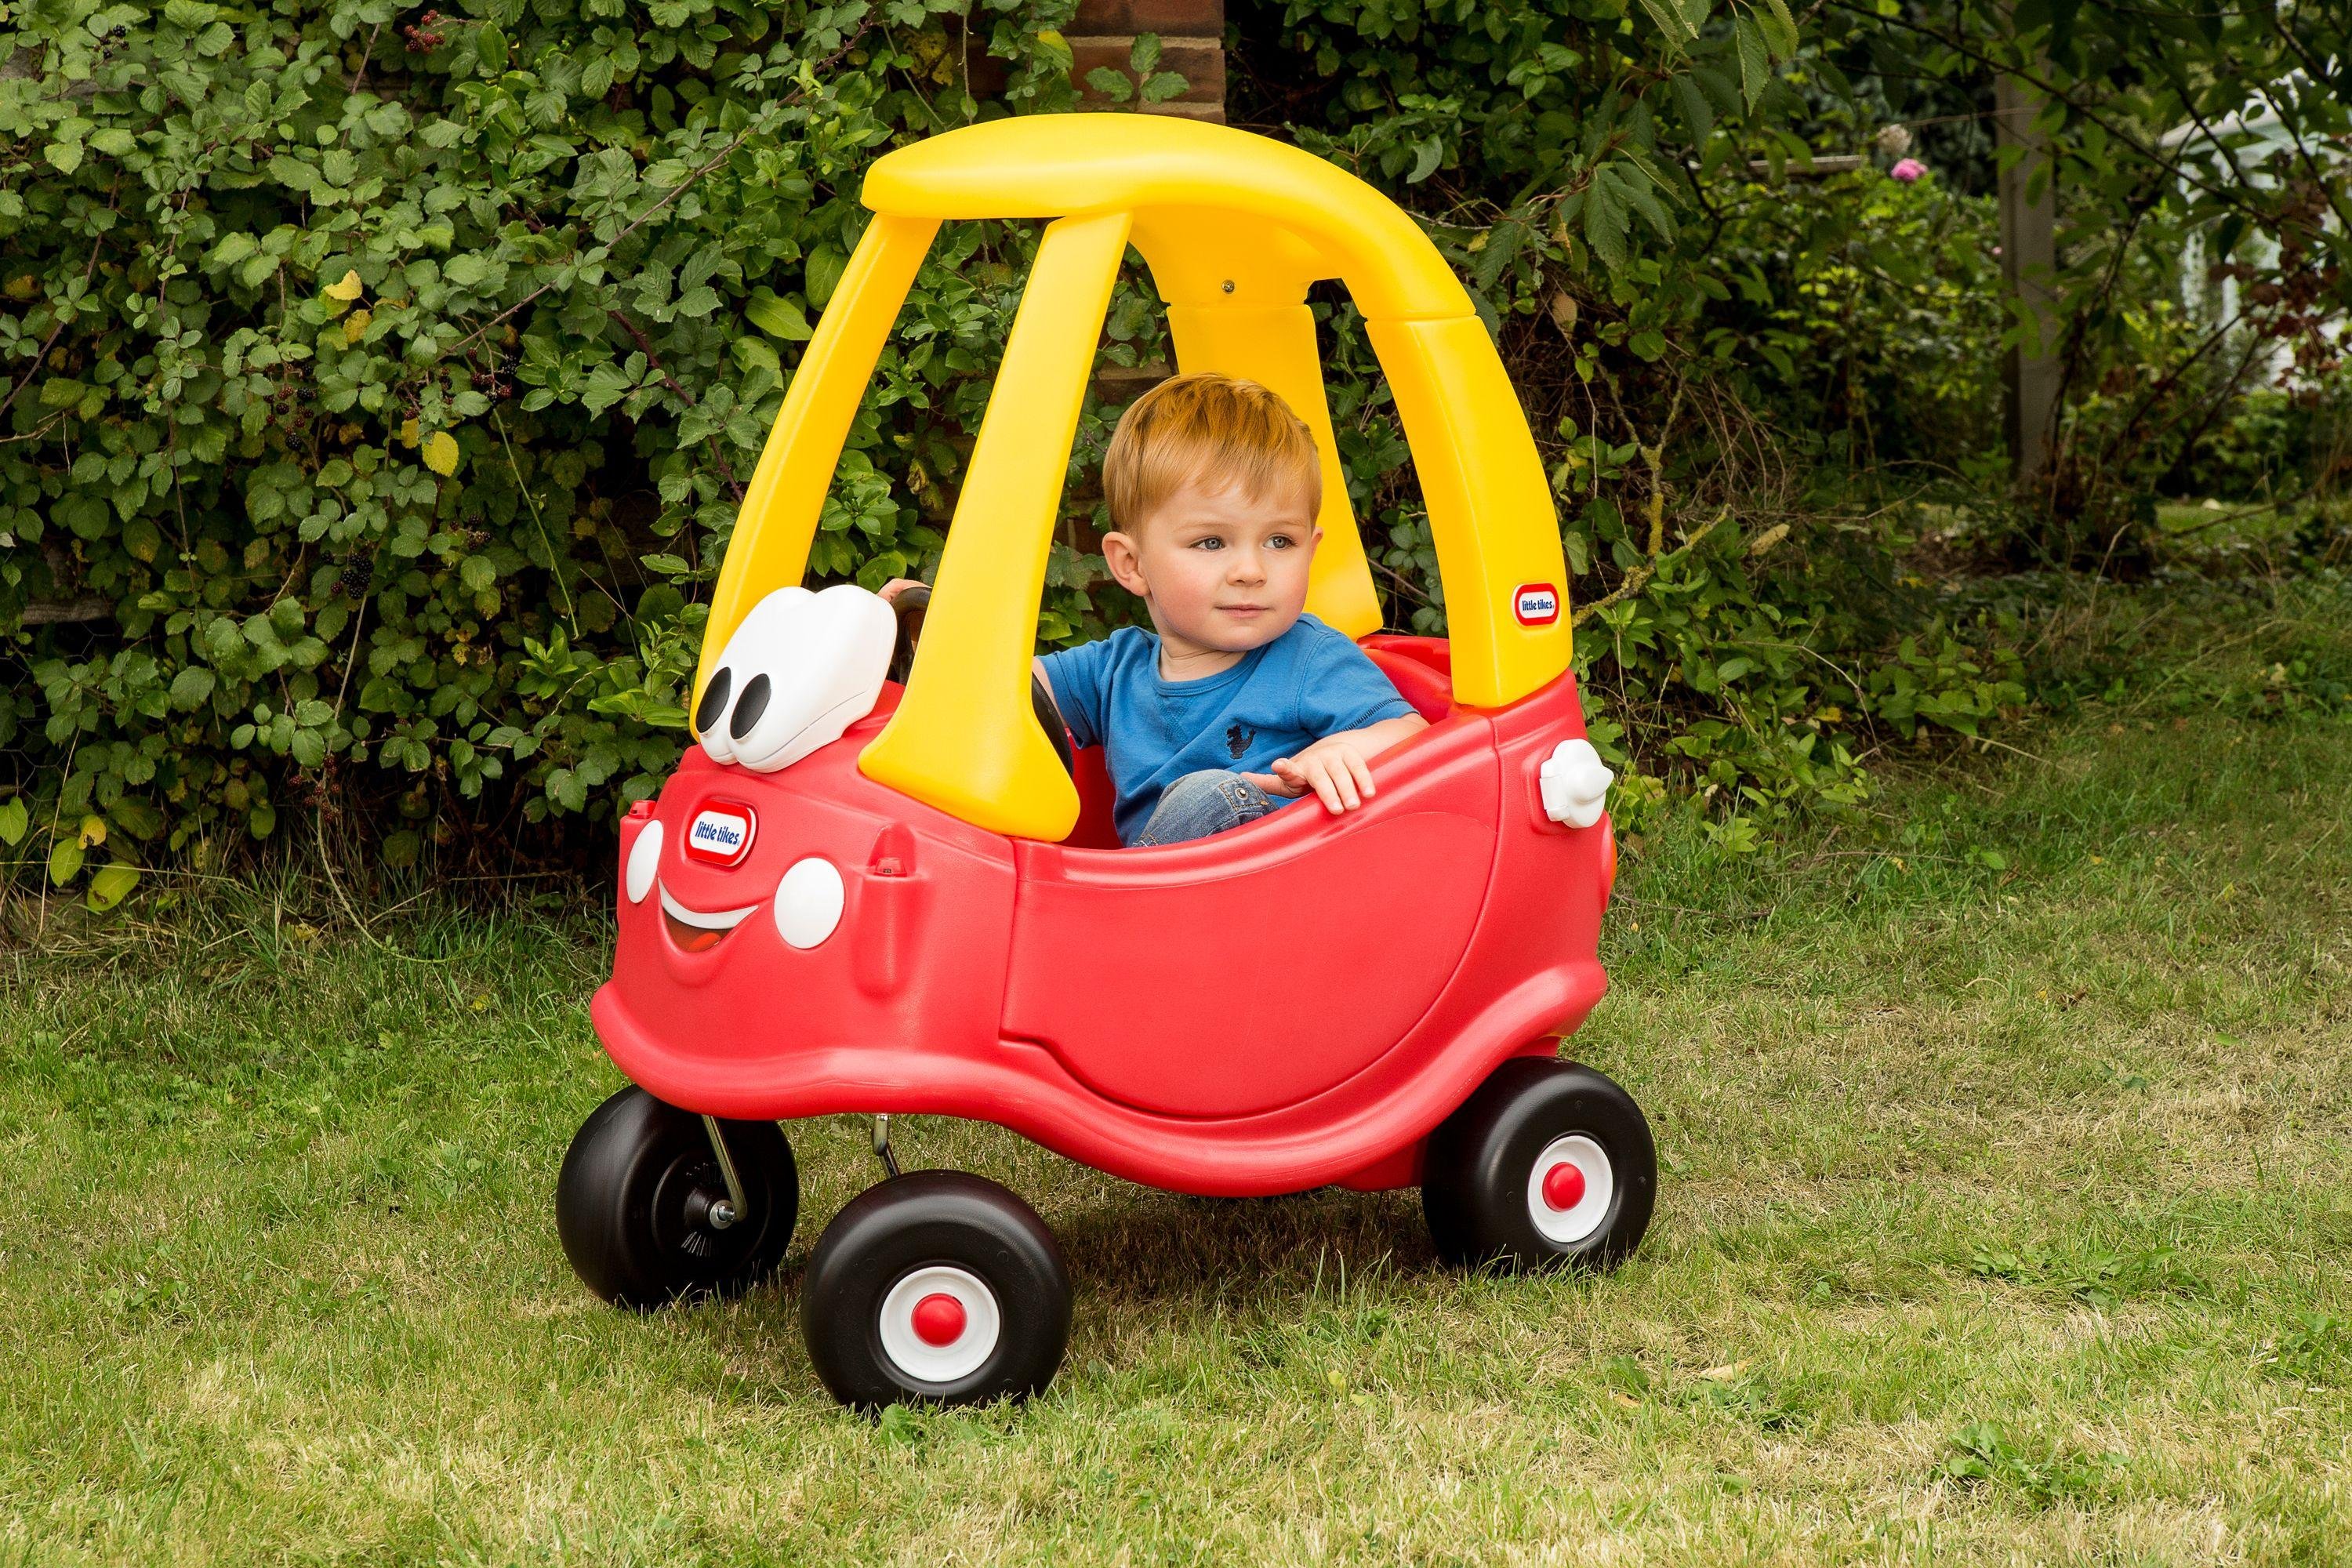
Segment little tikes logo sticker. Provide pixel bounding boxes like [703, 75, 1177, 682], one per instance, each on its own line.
[1513, 583, 1561, 626]
[684, 802, 756, 866]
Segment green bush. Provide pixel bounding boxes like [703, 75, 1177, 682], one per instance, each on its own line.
[16, 0, 2272, 902]
[1, 0, 1103, 898]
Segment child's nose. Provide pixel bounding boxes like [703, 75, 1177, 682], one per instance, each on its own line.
[1227, 549, 1266, 583]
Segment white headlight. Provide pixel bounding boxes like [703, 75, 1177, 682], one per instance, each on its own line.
[626, 819, 662, 904]
[773, 857, 845, 949]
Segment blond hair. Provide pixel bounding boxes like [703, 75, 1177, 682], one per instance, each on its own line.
[1102, 372, 1322, 533]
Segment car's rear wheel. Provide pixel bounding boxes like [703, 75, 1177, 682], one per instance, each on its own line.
[556, 1087, 798, 1308]
[1422, 1058, 1655, 1272]
[801, 1171, 1070, 1410]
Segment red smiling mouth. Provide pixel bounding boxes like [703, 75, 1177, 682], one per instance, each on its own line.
[659, 884, 760, 953]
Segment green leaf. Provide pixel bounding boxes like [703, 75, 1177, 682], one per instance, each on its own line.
[89, 127, 136, 157]
[805, 247, 848, 309]
[1634, 0, 1697, 48]
[110, 799, 164, 840]
[731, 336, 781, 376]
[1583, 168, 1629, 270]
[45, 140, 85, 176]
[1761, 0, 1800, 56]
[1130, 31, 1163, 71]
[86, 862, 140, 913]
[1671, 73, 1715, 143]
[477, 23, 510, 71]
[169, 667, 218, 711]
[1735, 16, 1770, 111]
[1083, 67, 1134, 103]
[460, 556, 498, 592]
[0, 798, 25, 846]
[49, 837, 85, 886]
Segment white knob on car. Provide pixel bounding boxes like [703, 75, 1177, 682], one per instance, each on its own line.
[1539, 738, 1614, 829]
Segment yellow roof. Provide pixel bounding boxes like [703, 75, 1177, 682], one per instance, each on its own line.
[862, 114, 1474, 323]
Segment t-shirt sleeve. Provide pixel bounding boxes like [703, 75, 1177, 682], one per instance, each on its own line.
[1295, 630, 1417, 737]
[1037, 636, 1112, 750]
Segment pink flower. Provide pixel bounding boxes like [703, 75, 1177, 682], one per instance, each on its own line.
[1890, 158, 1926, 183]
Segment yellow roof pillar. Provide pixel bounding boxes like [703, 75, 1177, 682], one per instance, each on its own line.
[691, 213, 939, 730]
[856, 211, 1134, 840]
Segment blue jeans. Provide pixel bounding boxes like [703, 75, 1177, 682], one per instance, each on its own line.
[1134, 769, 1277, 848]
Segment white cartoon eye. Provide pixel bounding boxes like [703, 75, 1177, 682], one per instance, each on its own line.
[695, 585, 896, 773]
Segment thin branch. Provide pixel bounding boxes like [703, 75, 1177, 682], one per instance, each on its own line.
[606, 307, 745, 500]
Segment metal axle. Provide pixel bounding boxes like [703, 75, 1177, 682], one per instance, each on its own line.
[701, 1114, 749, 1229]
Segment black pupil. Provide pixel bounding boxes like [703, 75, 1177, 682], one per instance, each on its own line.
[695, 667, 731, 735]
[730, 673, 771, 740]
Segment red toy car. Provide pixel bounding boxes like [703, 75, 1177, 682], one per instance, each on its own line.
[556, 116, 1653, 1410]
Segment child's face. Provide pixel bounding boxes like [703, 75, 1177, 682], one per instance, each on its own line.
[1102, 477, 1321, 656]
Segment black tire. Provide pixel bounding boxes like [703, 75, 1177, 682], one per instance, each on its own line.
[801, 1171, 1071, 1411]
[556, 1087, 798, 1308]
[1422, 1058, 1656, 1272]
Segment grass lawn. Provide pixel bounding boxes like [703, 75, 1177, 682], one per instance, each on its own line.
[4, 588, 2350, 1563]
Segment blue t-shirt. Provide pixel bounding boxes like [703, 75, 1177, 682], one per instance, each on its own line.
[1040, 615, 1417, 845]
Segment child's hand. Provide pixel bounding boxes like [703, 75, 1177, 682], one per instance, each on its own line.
[1251, 736, 1378, 815]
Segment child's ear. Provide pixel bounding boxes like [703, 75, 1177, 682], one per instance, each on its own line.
[1101, 532, 1150, 597]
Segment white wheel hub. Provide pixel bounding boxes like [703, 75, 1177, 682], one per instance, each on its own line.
[1526, 1134, 1614, 1246]
[877, 1265, 1001, 1385]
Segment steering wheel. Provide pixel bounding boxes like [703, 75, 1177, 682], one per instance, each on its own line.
[887, 585, 1075, 779]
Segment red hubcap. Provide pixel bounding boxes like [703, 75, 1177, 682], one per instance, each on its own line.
[1541, 1161, 1587, 1211]
[909, 1292, 967, 1347]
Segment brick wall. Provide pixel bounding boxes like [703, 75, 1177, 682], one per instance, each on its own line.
[1068, 0, 1225, 122]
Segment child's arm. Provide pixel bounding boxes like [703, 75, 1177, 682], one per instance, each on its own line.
[1249, 713, 1429, 815]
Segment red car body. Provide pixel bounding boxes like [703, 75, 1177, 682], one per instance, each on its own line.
[592, 636, 1613, 1198]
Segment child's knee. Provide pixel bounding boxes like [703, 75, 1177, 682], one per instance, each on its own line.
[1136, 769, 1274, 846]
[1161, 768, 1241, 807]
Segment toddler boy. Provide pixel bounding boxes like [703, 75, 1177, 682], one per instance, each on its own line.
[890, 372, 1427, 847]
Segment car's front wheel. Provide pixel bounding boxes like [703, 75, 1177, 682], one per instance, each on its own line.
[555, 1087, 798, 1308]
[801, 1170, 1070, 1410]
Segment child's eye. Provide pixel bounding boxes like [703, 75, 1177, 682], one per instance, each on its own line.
[1189, 536, 1224, 550]
[1265, 535, 1297, 550]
